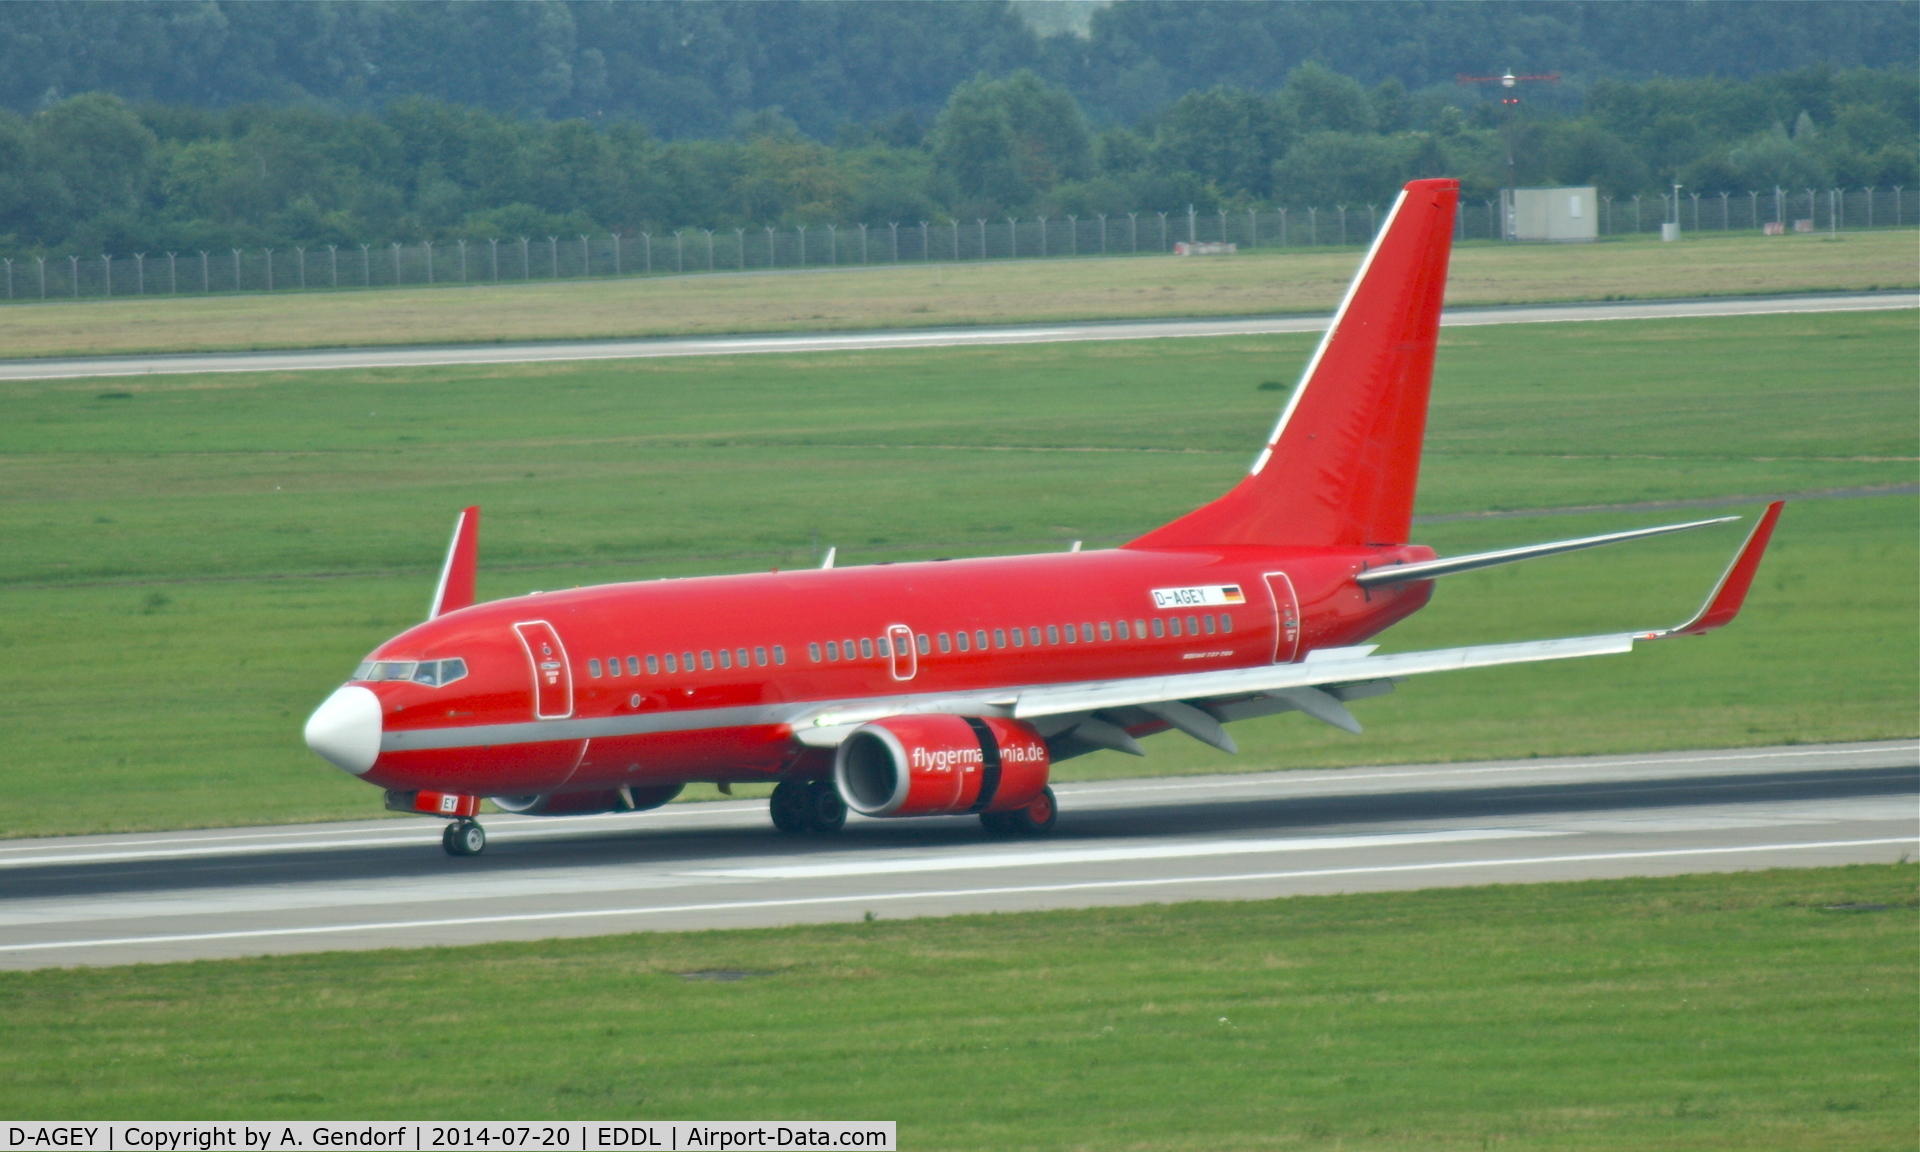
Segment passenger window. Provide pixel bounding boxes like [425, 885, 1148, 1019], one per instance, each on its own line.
[1114, 621, 1128, 640]
[809, 643, 822, 662]
[718, 649, 731, 669]
[1046, 625, 1059, 644]
[736, 647, 748, 666]
[1083, 622, 1095, 641]
[844, 638, 857, 659]
[646, 655, 659, 675]
[606, 656, 621, 676]
[626, 656, 639, 675]
[1029, 627, 1042, 646]
[1187, 615, 1200, 636]
[1220, 614, 1233, 633]
[588, 659, 603, 678]
[1134, 619, 1147, 638]
[1169, 617, 1183, 637]
[1064, 624, 1077, 644]
[916, 634, 930, 655]
[825, 641, 839, 661]
[974, 630, 988, 651]
[956, 631, 970, 652]
[755, 646, 767, 667]
[859, 638, 873, 659]
[938, 632, 952, 653]
[1010, 628, 1024, 648]
[700, 650, 714, 670]
[1151, 618, 1165, 638]
[773, 645, 786, 665]
[682, 651, 694, 672]
[1099, 621, 1113, 641]
[877, 636, 891, 657]
[664, 653, 677, 673]
[993, 629, 1006, 648]
[1203, 615, 1216, 635]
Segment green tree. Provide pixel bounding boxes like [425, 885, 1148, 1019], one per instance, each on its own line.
[930, 71, 1089, 214]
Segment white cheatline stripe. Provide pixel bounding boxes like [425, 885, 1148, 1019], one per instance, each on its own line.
[1, 837, 1907, 954]
[683, 828, 1555, 880]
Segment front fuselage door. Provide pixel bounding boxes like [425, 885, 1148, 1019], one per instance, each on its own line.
[1263, 572, 1301, 663]
[887, 624, 918, 681]
[513, 620, 574, 719]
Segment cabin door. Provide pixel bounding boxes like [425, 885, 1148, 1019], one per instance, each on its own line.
[1263, 573, 1301, 664]
[513, 620, 574, 720]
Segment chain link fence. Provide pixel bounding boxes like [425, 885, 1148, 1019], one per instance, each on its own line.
[2, 187, 1907, 303]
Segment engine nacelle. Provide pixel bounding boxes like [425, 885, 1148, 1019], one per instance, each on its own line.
[834, 715, 1049, 818]
[489, 783, 683, 816]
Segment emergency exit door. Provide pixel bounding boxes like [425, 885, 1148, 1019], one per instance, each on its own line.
[1264, 572, 1301, 663]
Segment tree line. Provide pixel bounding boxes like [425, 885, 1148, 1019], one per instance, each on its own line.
[1, 62, 1913, 260]
[5, 2, 1911, 135]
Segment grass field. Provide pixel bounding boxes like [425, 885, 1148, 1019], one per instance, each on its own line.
[2, 865, 1913, 1147]
[0, 308, 1912, 838]
[0, 228, 1912, 359]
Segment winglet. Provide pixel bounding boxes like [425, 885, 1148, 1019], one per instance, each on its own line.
[428, 506, 480, 619]
[1642, 501, 1783, 639]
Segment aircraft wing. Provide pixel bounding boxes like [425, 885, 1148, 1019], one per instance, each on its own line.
[1010, 501, 1783, 755]
[791, 502, 1780, 755]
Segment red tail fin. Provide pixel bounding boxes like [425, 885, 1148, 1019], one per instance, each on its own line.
[428, 506, 479, 619]
[1128, 179, 1458, 550]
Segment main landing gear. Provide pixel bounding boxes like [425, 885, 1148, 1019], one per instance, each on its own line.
[980, 786, 1058, 837]
[442, 818, 487, 857]
[769, 778, 847, 835]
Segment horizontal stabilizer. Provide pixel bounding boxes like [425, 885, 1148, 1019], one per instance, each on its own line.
[1356, 515, 1738, 587]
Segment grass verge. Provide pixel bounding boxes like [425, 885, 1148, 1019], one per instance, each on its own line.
[0, 229, 1911, 359]
[1, 865, 1913, 1148]
[0, 311, 1912, 837]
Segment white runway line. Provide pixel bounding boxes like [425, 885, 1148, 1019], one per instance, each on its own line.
[0, 293, 1909, 381]
[2, 836, 1908, 955]
[684, 828, 1556, 880]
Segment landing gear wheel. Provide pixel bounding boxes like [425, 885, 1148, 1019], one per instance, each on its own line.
[442, 819, 487, 857]
[802, 779, 847, 834]
[981, 787, 1057, 837]
[769, 779, 810, 835]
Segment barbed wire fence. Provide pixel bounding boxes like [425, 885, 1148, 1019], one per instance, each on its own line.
[0, 186, 1905, 303]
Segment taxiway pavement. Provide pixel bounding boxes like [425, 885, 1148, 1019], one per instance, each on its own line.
[0, 740, 1911, 969]
[0, 292, 1910, 381]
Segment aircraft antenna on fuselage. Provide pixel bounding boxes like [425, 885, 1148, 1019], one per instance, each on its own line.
[1125, 178, 1458, 551]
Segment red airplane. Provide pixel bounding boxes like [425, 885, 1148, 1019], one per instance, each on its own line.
[304, 178, 1783, 857]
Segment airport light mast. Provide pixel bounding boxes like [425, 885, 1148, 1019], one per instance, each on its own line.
[1456, 70, 1561, 239]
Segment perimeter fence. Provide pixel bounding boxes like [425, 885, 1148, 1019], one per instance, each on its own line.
[1, 186, 1906, 302]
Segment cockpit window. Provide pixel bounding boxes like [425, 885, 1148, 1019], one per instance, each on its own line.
[351, 658, 467, 687]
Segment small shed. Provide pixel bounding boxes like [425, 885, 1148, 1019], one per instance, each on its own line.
[1502, 186, 1598, 242]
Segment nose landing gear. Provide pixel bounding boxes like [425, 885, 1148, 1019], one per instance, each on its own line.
[442, 819, 487, 857]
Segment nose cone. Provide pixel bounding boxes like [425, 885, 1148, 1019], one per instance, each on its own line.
[304, 685, 383, 775]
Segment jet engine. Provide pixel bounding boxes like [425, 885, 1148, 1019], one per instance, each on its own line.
[490, 783, 683, 816]
[834, 715, 1049, 818]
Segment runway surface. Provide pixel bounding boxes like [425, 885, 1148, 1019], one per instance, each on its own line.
[0, 740, 1911, 969]
[1, 292, 1910, 380]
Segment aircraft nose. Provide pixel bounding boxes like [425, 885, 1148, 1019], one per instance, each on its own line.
[304, 685, 383, 775]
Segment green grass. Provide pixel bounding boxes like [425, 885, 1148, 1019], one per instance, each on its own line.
[2, 865, 1914, 1148]
[0, 228, 1911, 359]
[0, 311, 1913, 837]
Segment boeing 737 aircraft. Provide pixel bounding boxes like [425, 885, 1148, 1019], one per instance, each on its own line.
[304, 178, 1782, 856]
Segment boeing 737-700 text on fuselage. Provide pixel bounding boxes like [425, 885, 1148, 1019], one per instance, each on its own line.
[303, 179, 1783, 856]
